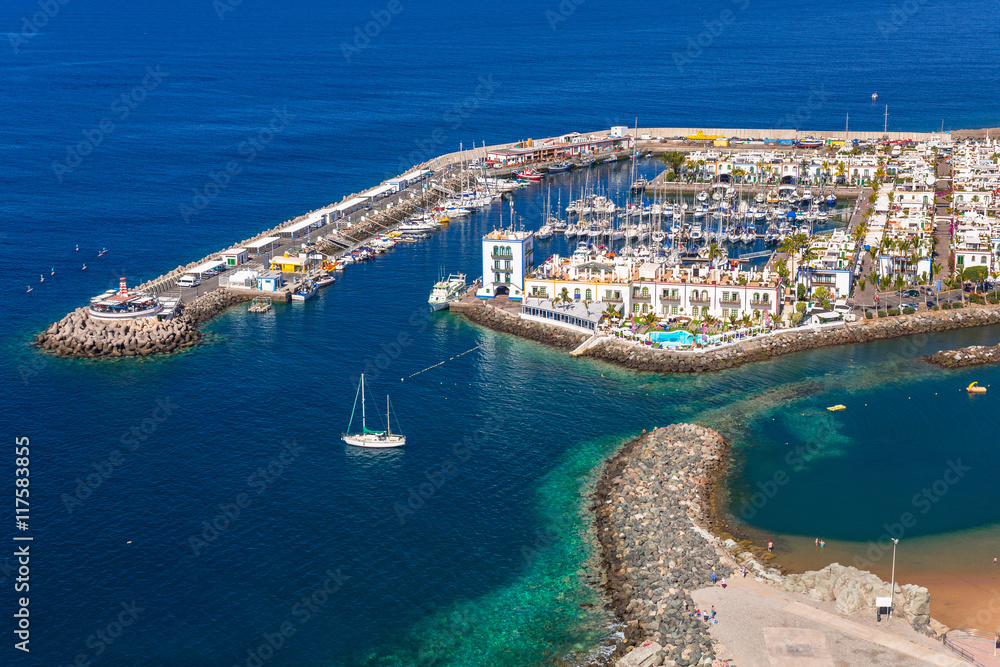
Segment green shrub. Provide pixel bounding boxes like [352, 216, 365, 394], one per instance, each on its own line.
[795, 302, 807, 313]
[865, 311, 874, 319]
[790, 312, 803, 327]
[941, 302, 952, 309]
[903, 307, 915, 315]
[877, 311, 887, 318]
[952, 302, 963, 309]
[989, 297, 999, 305]
[888, 308, 900, 316]
[932, 305, 940, 311]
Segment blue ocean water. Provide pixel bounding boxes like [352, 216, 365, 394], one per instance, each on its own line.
[4, 0, 1000, 664]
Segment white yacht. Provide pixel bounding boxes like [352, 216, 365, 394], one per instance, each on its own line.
[343, 375, 406, 448]
[428, 273, 466, 311]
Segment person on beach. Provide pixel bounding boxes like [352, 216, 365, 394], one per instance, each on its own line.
[711, 606, 717, 618]
[815, 538, 819, 547]
[820, 540, 825, 548]
[720, 578, 727, 589]
[767, 540, 773, 553]
[711, 569, 717, 584]
[741, 565, 748, 578]
[683, 599, 689, 612]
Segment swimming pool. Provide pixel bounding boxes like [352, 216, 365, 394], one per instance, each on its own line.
[649, 330, 696, 347]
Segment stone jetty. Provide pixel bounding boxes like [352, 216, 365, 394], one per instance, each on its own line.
[34, 289, 253, 359]
[595, 425, 726, 666]
[926, 342, 1000, 368]
[457, 299, 1000, 374]
[596, 424, 947, 667]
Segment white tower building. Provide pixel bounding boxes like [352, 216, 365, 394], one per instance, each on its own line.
[476, 228, 535, 301]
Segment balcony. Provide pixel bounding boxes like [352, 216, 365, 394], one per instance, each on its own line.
[720, 295, 740, 304]
[491, 253, 512, 260]
[633, 292, 652, 301]
[660, 294, 680, 302]
[690, 295, 711, 304]
[605, 295, 623, 303]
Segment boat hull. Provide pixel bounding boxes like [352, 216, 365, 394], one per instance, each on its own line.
[342, 434, 406, 448]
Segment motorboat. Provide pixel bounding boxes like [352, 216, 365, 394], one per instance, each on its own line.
[291, 280, 318, 301]
[428, 273, 467, 311]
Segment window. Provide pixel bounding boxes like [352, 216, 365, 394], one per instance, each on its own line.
[605, 290, 613, 300]
[671, 305, 678, 315]
[532, 286, 538, 295]
[574, 288, 581, 299]
[957, 256, 964, 264]
[633, 287, 640, 297]
[494, 273, 500, 283]
[722, 308, 729, 318]
[641, 287, 649, 298]
[642, 304, 648, 313]
[762, 294, 769, 304]
[701, 290, 708, 301]
[585, 289, 592, 300]
[722, 291, 729, 301]
[633, 304, 640, 313]
[505, 274, 510, 283]
[614, 291, 621, 300]
[505, 261, 511, 270]
[672, 289, 679, 299]
[983, 256, 988, 264]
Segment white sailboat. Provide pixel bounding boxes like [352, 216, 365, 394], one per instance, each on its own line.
[342, 374, 406, 448]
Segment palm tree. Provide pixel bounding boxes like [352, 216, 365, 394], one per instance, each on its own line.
[557, 287, 571, 308]
[707, 242, 724, 262]
[856, 276, 868, 314]
[601, 303, 621, 322]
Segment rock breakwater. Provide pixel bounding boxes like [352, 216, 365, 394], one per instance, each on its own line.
[596, 424, 947, 666]
[34, 289, 253, 359]
[457, 301, 1000, 373]
[926, 342, 1000, 368]
[595, 425, 726, 666]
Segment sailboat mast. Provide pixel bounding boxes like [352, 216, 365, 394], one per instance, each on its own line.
[387, 396, 391, 436]
[361, 374, 366, 430]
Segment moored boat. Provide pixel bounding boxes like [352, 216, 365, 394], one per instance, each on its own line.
[343, 374, 406, 448]
[428, 273, 467, 311]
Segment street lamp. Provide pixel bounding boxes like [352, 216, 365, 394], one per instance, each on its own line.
[889, 537, 899, 618]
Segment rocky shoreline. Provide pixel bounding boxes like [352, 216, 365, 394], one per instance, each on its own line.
[34, 289, 253, 359]
[457, 300, 1000, 373]
[595, 424, 947, 667]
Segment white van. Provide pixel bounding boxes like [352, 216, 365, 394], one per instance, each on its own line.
[177, 275, 200, 288]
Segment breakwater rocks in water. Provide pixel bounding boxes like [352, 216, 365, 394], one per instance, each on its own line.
[596, 425, 726, 666]
[459, 300, 1000, 373]
[461, 302, 589, 349]
[34, 289, 253, 359]
[926, 342, 1000, 368]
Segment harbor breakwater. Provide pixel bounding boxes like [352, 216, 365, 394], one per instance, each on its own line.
[458, 300, 1000, 373]
[34, 289, 253, 358]
[597, 425, 943, 667]
[926, 341, 1000, 368]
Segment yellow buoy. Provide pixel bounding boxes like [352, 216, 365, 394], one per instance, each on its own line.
[827, 405, 847, 412]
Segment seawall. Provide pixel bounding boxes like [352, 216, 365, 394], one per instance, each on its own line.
[455, 300, 1000, 373]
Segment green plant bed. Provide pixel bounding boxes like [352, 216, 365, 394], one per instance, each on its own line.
[865, 311, 874, 319]
[952, 302, 963, 309]
[877, 311, 887, 318]
[932, 305, 940, 311]
[903, 307, 915, 315]
[941, 303, 952, 310]
[887, 308, 900, 316]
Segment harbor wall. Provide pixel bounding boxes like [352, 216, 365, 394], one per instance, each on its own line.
[455, 300, 1000, 373]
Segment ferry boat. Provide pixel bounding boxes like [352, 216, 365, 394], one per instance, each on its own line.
[514, 169, 543, 181]
[428, 273, 467, 311]
[291, 280, 318, 301]
[343, 374, 406, 448]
